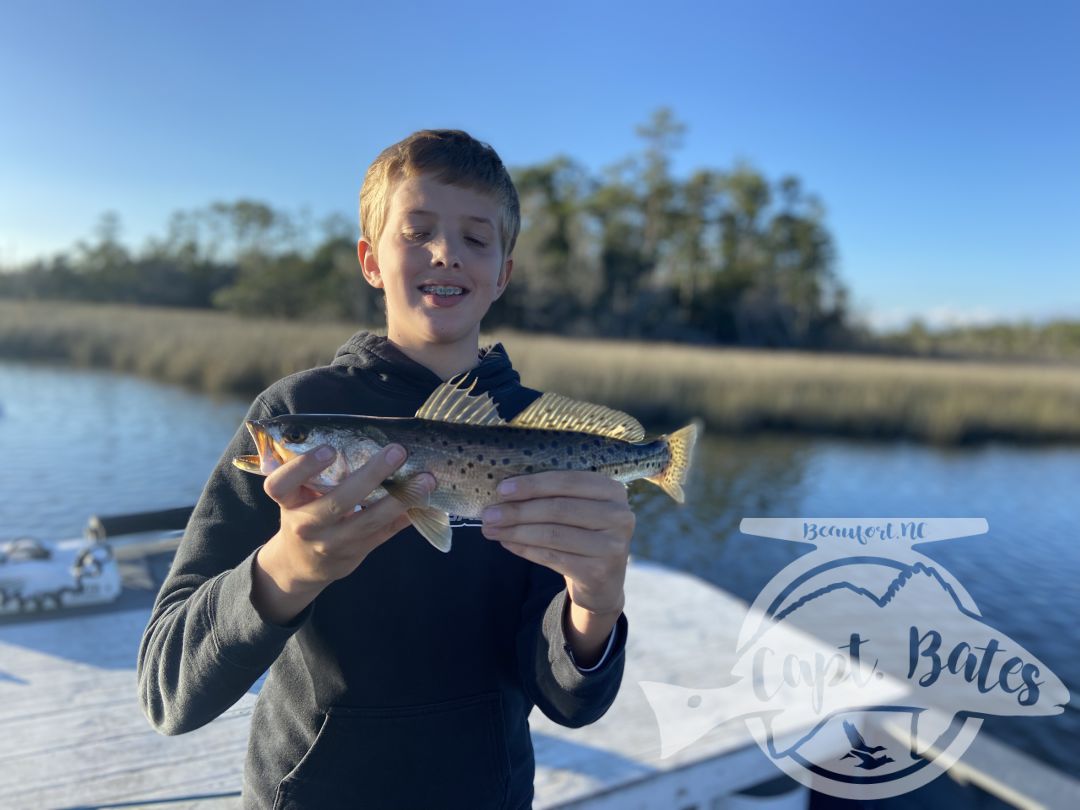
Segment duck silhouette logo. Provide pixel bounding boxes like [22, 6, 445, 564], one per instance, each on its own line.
[839, 719, 893, 769]
[639, 518, 1071, 800]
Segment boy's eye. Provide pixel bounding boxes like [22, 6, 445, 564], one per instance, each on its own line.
[404, 230, 429, 241]
[466, 236, 489, 247]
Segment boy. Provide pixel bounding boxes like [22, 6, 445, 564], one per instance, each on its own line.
[138, 130, 633, 810]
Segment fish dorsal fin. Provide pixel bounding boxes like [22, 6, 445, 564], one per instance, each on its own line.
[510, 392, 646, 442]
[414, 373, 506, 426]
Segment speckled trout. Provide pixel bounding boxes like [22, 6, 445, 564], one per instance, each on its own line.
[234, 374, 699, 553]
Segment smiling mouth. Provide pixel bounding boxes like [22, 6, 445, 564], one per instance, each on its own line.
[419, 284, 469, 296]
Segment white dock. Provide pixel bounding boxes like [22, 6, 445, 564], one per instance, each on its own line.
[0, 554, 1075, 809]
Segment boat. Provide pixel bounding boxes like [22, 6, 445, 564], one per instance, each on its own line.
[0, 535, 120, 613]
[0, 506, 193, 616]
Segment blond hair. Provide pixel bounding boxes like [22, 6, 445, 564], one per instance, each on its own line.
[360, 130, 520, 261]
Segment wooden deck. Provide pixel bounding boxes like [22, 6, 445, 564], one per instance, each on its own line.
[0, 551, 1074, 809]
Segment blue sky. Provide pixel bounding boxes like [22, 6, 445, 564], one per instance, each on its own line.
[1, 0, 1077, 331]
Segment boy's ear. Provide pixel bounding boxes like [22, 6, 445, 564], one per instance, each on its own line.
[357, 239, 384, 289]
[493, 257, 514, 301]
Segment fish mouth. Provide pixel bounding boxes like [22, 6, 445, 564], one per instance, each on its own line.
[233, 454, 262, 473]
[243, 419, 286, 474]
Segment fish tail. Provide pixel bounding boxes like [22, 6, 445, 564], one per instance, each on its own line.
[647, 420, 701, 503]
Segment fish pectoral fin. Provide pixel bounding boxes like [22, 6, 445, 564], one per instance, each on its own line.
[509, 392, 646, 441]
[414, 373, 506, 426]
[407, 507, 453, 553]
[383, 476, 433, 509]
[232, 455, 263, 474]
[384, 477, 452, 551]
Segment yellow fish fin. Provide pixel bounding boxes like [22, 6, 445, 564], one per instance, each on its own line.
[414, 373, 506, 426]
[509, 392, 646, 442]
[383, 477, 452, 552]
[646, 420, 701, 503]
[407, 506, 453, 553]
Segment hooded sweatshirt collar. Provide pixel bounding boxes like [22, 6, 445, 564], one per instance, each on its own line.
[331, 331, 521, 400]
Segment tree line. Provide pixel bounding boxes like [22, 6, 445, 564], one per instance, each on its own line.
[2, 109, 856, 348]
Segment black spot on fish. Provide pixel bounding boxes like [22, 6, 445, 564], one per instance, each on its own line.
[446, 459, 453, 466]
[452, 484, 457, 490]
[457, 445, 463, 452]
[477, 454, 484, 461]
[538, 443, 546, 450]
[460, 468, 466, 475]
[502, 458, 509, 465]
[594, 438, 602, 446]
[590, 466, 597, 472]
[467, 461, 474, 468]
[580, 442, 589, 451]
[526, 465, 534, 473]
[442, 440, 448, 446]
[487, 473, 494, 479]
[524, 449, 533, 456]
[490, 459, 497, 466]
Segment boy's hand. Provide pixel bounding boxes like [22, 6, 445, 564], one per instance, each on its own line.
[253, 444, 434, 624]
[480, 471, 633, 667]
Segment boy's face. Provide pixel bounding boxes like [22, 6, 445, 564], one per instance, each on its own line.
[359, 175, 513, 358]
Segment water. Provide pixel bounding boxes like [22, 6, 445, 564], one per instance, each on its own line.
[0, 362, 249, 540]
[0, 361, 1076, 776]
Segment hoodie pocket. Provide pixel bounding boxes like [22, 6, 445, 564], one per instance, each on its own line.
[273, 692, 510, 810]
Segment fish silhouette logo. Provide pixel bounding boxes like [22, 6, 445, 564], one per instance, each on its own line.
[639, 518, 1071, 800]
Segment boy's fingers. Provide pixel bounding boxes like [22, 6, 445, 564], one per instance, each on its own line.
[344, 511, 417, 559]
[263, 446, 336, 509]
[482, 496, 625, 532]
[309, 445, 411, 523]
[495, 470, 627, 504]
[327, 485, 425, 545]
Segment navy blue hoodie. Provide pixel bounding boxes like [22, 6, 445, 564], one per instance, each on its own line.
[137, 332, 628, 809]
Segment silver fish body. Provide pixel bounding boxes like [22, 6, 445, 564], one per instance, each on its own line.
[244, 414, 673, 519]
[234, 374, 699, 552]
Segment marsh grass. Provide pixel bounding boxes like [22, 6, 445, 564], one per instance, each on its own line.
[2, 300, 1078, 444]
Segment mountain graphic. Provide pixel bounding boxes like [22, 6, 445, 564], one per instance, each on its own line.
[738, 561, 968, 661]
[772, 561, 975, 623]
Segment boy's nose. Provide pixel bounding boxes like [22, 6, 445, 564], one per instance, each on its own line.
[431, 239, 462, 268]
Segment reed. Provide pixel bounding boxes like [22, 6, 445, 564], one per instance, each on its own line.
[2, 300, 1078, 444]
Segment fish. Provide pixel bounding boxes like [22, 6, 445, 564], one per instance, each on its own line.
[233, 373, 699, 553]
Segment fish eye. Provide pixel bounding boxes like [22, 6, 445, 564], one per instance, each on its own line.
[281, 425, 309, 444]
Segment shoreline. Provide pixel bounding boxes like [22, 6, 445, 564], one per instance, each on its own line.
[2, 299, 1079, 445]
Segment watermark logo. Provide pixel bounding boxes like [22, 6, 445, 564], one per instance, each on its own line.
[640, 519, 1070, 800]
